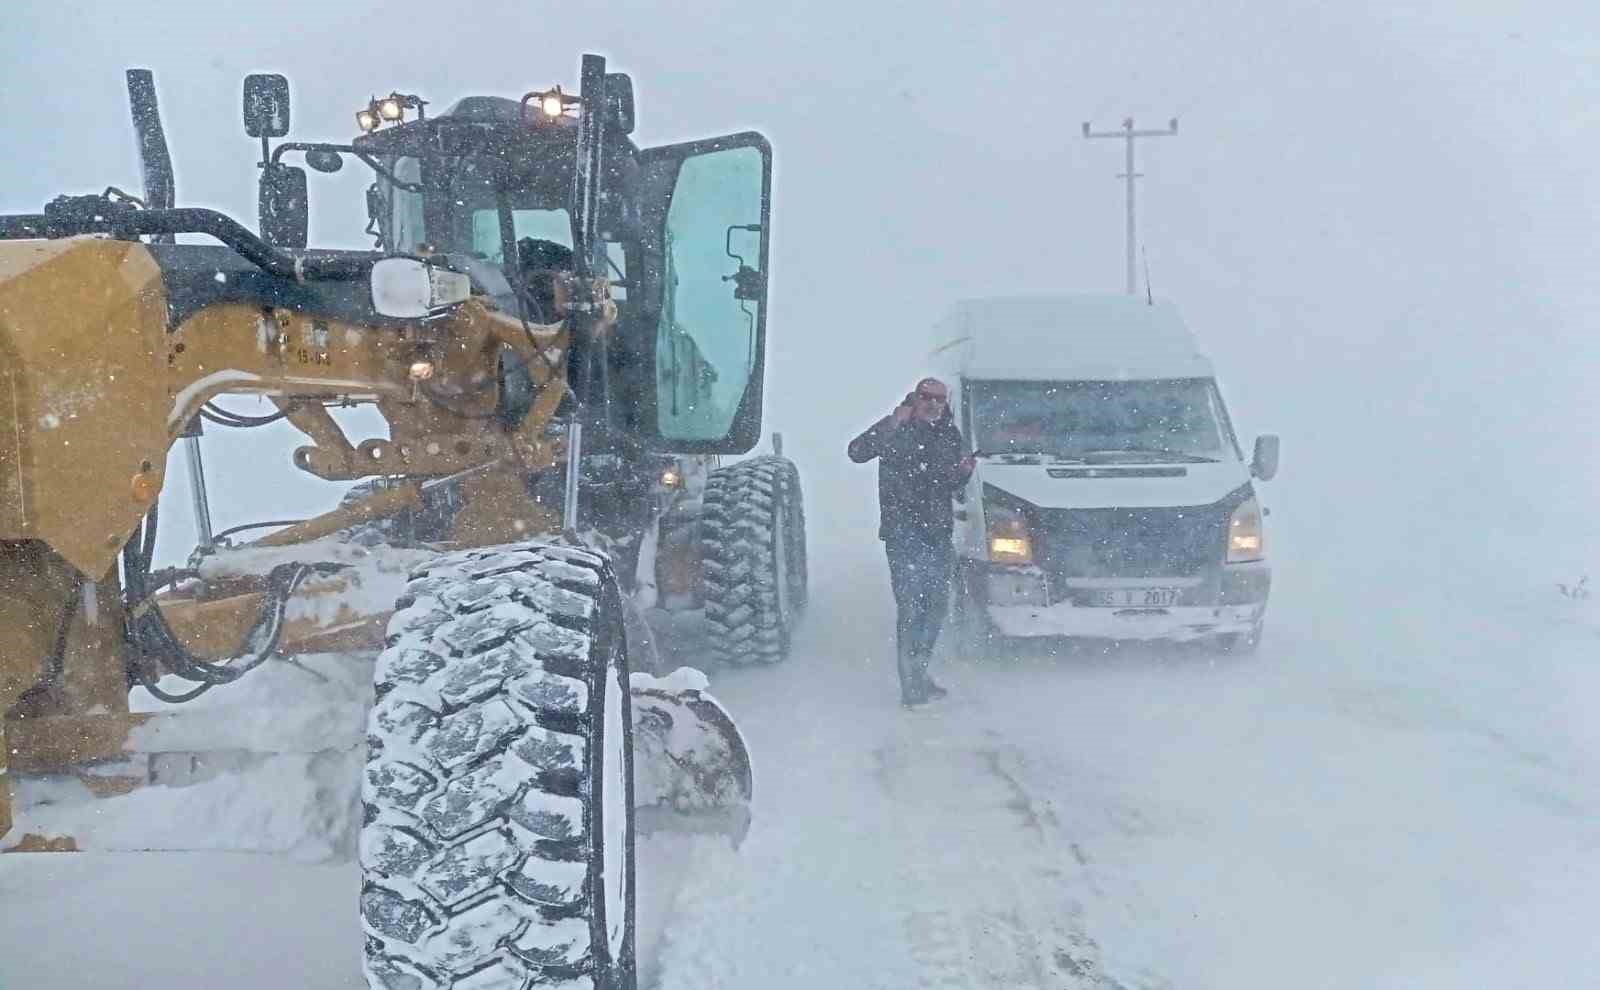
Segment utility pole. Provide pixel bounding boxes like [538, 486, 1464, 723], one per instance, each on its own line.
[1082, 117, 1178, 296]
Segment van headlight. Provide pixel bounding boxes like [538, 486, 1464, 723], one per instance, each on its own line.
[1227, 496, 1265, 563]
[986, 500, 1033, 564]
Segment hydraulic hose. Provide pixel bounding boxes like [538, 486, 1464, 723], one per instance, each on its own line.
[121, 505, 342, 701]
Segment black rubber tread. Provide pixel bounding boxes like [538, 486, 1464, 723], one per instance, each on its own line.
[780, 459, 809, 611]
[360, 542, 636, 990]
[699, 456, 807, 666]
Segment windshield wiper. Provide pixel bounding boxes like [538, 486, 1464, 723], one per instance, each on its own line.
[1078, 447, 1219, 464]
[979, 451, 1045, 464]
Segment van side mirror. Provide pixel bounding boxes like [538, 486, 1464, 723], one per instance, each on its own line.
[259, 163, 308, 249]
[1251, 434, 1280, 481]
[243, 74, 291, 138]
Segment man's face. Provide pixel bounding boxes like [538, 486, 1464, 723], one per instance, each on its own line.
[526, 269, 572, 322]
[911, 382, 948, 423]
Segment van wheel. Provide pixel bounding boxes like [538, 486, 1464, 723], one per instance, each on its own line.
[1218, 621, 1263, 655]
[951, 569, 998, 662]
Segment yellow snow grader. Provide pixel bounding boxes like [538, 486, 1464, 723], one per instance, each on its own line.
[0, 56, 806, 989]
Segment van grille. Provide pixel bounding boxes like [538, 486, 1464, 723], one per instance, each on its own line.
[1029, 502, 1231, 584]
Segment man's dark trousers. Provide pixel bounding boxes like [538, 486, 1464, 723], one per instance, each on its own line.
[885, 534, 952, 697]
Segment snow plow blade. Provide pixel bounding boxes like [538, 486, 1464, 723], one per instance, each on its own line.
[3, 666, 752, 854]
[629, 668, 755, 847]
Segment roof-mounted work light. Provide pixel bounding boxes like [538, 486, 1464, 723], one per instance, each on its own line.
[356, 92, 427, 133]
[520, 86, 580, 122]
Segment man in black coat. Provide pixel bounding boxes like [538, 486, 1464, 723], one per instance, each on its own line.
[848, 377, 976, 706]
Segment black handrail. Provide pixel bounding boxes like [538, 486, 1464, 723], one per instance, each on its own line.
[0, 198, 368, 281]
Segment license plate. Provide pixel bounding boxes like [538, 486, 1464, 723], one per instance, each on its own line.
[1082, 587, 1182, 608]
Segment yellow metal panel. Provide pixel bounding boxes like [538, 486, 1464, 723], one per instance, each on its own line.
[0, 238, 172, 575]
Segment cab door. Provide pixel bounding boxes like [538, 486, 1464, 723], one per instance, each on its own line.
[633, 133, 772, 453]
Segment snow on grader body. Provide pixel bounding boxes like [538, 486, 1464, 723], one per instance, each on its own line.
[0, 56, 806, 988]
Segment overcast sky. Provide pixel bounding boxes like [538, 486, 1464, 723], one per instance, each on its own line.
[4, 0, 1597, 581]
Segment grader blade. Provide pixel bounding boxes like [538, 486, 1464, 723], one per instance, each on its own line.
[630, 667, 755, 846]
[4, 664, 754, 854]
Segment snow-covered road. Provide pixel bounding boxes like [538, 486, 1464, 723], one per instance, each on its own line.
[652, 551, 1600, 989]
[3, 543, 1597, 988]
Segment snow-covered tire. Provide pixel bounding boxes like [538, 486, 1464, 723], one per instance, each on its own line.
[951, 569, 1000, 662]
[700, 456, 807, 666]
[361, 542, 636, 990]
[778, 461, 809, 612]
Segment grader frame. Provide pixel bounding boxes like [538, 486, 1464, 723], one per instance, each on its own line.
[0, 54, 772, 851]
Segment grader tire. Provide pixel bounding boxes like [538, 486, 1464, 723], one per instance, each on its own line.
[360, 542, 636, 990]
[700, 456, 807, 666]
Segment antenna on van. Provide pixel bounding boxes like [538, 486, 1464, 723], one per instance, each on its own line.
[1142, 246, 1154, 305]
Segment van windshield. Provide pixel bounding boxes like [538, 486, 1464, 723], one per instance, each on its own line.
[968, 378, 1230, 459]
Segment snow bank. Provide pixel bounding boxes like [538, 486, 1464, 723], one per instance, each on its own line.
[5, 653, 381, 858]
[11, 750, 360, 860]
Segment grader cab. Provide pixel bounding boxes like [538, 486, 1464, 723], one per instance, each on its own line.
[0, 54, 805, 989]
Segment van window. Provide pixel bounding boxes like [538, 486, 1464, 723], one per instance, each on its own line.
[969, 378, 1229, 460]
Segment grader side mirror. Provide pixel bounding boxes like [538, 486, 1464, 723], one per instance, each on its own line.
[259, 163, 308, 249]
[606, 72, 636, 134]
[242, 74, 291, 138]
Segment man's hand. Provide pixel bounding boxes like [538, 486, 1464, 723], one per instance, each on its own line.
[957, 452, 978, 477]
[892, 403, 913, 425]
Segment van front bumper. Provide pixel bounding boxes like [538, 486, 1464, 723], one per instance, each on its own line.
[974, 560, 1270, 641]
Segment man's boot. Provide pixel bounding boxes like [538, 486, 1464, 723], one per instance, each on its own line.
[899, 641, 928, 707]
[914, 655, 948, 700]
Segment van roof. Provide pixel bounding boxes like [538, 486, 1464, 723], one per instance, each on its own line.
[930, 293, 1214, 381]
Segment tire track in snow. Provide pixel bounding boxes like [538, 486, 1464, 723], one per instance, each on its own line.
[871, 729, 1112, 988]
[649, 566, 1164, 988]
